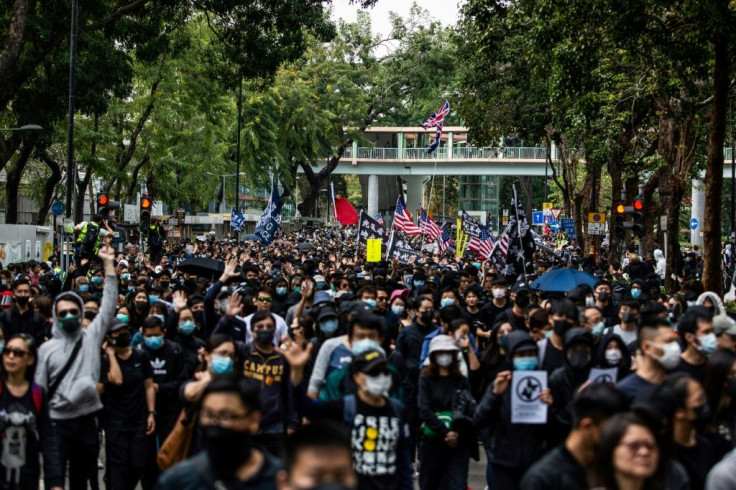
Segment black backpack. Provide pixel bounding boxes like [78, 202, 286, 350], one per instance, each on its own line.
[82, 222, 100, 250]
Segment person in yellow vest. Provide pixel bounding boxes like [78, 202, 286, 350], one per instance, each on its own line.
[74, 215, 113, 266]
[148, 218, 166, 264]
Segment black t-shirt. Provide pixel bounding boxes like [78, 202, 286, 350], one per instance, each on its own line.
[541, 340, 565, 374]
[101, 349, 153, 428]
[298, 396, 411, 490]
[671, 358, 705, 382]
[674, 435, 716, 490]
[479, 300, 509, 329]
[520, 445, 588, 490]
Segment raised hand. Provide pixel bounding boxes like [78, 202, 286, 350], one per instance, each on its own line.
[492, 370, 512, 395]
[226, 293, 243, 318]
[219, 257, 240, 283]
[172, 290, 187, 312]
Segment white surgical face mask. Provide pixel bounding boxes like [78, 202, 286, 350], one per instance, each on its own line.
[605, 349, 623, 365]
[435, 353, 454, 367]
[362, 373, 392, 397]
[585, 297, 596, 307]
[492, 288, 506, 299]
[650, 340, 682, 370]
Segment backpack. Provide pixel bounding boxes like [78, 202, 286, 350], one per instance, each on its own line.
[0, 381, 44, 416]
[82, 222, 100, 250]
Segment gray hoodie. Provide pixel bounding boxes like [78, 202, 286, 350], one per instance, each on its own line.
[35, 275, 117, 420]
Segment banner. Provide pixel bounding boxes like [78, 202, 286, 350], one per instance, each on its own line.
[358, 211, 386, 243]
[0, 243, 22, 264]
[386, 231, 420, 263]
[230, 208, 246, 233]
[461, 211, 482, 238]
[254, 179, 282, 245]
[456, 218, 469, 257]
[490, 184, 536, 282]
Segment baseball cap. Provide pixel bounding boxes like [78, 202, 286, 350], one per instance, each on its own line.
[513, 282, 531, 293]
[351, 349, 388, 374]
[313, 275, 325, 283]
[390, 289, 409, 302]
[713, 315, 736, 336]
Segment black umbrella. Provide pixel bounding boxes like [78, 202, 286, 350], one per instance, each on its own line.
[176, 257, 224, 280]
[297, 242, 316, 251]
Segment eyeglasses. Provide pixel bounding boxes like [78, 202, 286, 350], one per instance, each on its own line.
[377, 296, 388, 302]
[3, 348, 29, 358]
[619, 440, 657, 454]
[57, 309, 80, 317]
[257, 297, 273, 303]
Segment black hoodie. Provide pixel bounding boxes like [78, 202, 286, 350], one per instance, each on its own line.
[594, 333, 632, 381]
[473, 330, 549, 474]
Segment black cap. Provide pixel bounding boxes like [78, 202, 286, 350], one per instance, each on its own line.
[351, 349, 387, 374]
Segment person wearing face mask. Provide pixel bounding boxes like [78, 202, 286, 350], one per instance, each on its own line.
[594, 333, 632, 381]
[521, 384, 629, 490]
[99, 319, 156, 490]
[126, 290, 151, 331]
[157, 376, 280, 490]
[603, 300, 641, 352]
[617, 318, 681, 402]
[271, 276, 290, 317]
[479, 279, 510, 335]
[665, 373, 717, 490]
[712, 315, 736, 353]
[592, 281, 618, 326]
[538, 298, 577, 374]
[581, 306, 605, 340]
[473, 330, 554, 490]
[0, 277, 45, 347]
[417, 335, 474, 490]
[276, 421, 358, 490]
[34, 246, 117, 490]
[672, 306, 715, 383]
[242, 311, 299, 458]
[548, 328, 595, 446]
[702, 349, 736, 461]
[137, 316, 188, 490]
[495, 283, 531, 331]
[171, 304, 206, 378]
[285, 346, 413, 490]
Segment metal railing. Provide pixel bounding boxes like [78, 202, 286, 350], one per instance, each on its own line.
[338, 147, 735, 162]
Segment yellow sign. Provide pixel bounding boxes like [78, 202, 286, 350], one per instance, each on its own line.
[542, 202, 553, 210]
[366, 239, 382, 262]
[456, 218, 469, 256]
[588, 212, 606, 223]
[43, 242, 53, 261]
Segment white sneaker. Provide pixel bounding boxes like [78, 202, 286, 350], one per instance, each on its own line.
[97, 458, 104, 470]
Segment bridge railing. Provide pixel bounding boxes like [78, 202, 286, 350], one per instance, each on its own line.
[339, 146, 734, 161]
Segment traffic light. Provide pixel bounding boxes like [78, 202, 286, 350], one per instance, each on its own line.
[96, 193, 119, 218]
[140, 195, 152, 228]
[631, 196, 645, 237]
[613, 201, 626, 238]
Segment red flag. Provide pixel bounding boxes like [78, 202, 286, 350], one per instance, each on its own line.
[334, 196, 358, 225]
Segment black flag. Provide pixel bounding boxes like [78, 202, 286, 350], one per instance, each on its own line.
[358, 211, 386, 244]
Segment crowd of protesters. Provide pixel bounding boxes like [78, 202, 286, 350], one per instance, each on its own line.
[2, 222, 736, 490]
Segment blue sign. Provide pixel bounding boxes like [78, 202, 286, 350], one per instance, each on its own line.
[690, 218, 699, 230]
[532, 211, 545, 225]
[549, 221, 561, 231]
[561, 218, 576, 239]
[51, 201, 64, 216]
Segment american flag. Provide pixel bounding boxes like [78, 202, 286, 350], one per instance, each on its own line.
[374, 212, 384, 226]
[422, 100, 451, 129]
[419, 207, 442, 241]
[438, 222, 452, 252]
[469, 225, 494, 259]
[393, 196, 422, 235]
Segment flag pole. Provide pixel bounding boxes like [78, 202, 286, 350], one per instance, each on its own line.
[355, 209, 362, 257]
[513, 185, 528, 283]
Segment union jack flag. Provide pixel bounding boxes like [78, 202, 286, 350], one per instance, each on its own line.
[438, 222, 452, 252]
[419, 207, 442, 241]
[393, 196, 422, 235]
[469, 225, 494, 259]
[423, 100, 450, 156]
[374, 212, 384, 226]
[422, 100, 451, 129]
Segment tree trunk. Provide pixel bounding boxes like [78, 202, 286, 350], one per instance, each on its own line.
[517, 176, 534, 219]
[0, 0, 33, 91]
[36, 151, 62, 225]
[4, 142, 33, 223]
[664, 175, 685, 294]
[702, 30, 730, 295]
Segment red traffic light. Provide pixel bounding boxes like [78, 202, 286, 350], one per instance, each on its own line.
[97, 194, 109, 206]
[632, 199, 644, 211]
[614, 202, 626, 215]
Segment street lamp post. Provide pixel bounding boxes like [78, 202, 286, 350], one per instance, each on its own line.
[235, 81, 243, 213]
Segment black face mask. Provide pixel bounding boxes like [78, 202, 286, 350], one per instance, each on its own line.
[160, 281, 170, 290]
[515, 294, 530, 308]
[294, 483, 358, 490]
[419, 310, 434, 326]
[110, 332, 131, 347]
[621, 311, 637, 323]
[596, 292, 610, 303]
[192, 310, 204, 324]
[135, 301, 148, 311]
[201, 425, 253, 476]
[727, 377, 736, 398]
[60, 314, 82, 332]
[567, 349, 591, 369]
[15, 296, 29, 307]
[694, 403, 712, 433]
[255, 329, 275, 345]
[553, 320, 570, 336]
[84, 310, 97, 321]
